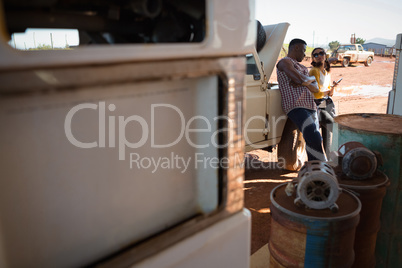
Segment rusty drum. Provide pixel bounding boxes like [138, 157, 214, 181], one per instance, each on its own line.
[269, 183, 361, 268]
[337, 169, 389, 268]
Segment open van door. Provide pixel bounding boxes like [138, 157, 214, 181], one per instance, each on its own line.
[244, 22, 289, 150]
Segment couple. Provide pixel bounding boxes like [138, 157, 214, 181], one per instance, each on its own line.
[276, 38, 339, 163]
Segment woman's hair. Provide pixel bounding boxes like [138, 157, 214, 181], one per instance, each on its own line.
[311, 47, 331, 72]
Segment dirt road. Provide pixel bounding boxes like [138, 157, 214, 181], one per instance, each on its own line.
[245, 55, 395, 254]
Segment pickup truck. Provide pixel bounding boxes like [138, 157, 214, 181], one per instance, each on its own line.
[245, 21, 307, 171]
[330, 44, 374, 67]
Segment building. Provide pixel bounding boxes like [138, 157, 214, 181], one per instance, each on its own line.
[363, 42, 395, 56]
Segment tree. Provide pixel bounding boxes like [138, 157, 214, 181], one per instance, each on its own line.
[328, 41, 340, 50]
[356, 38, 366, 44]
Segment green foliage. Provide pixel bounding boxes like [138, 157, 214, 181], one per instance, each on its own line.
[280, 44, 288, 58]
[27, 43, 72, 50]
[356, 38, 366, 44]
[305, 46, 314, 56]
[29, 43, 53, 50]
[329, 41, 340, 50]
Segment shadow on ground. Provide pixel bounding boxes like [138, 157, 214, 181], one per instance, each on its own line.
[243, 151, 298, 254]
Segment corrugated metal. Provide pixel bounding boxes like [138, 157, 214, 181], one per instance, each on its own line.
[363, 43, 395, 56]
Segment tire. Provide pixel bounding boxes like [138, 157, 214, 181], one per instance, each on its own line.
[342, 58, 350, 67]
[277, 119, 307, 171]
[364, 57, 373, 66]
[256, 20, 266, 53]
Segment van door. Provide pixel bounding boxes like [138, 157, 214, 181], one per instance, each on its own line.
[245, 53, 268, 147]
[266, 85, 287, 145]
[357, 44, 365, 62]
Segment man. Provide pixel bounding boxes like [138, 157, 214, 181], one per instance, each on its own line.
[276, 38, 326, 162]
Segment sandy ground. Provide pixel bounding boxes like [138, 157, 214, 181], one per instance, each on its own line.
[245, 55, 396, 254]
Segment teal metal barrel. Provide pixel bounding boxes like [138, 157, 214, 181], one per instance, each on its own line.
[269, 183, 361, 268]
[334, 113, 402, 267]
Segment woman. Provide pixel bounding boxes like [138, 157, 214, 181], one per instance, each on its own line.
[309, 47, 338, 108]
[309, 47, 339, 154]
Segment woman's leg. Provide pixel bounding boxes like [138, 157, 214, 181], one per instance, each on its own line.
[319, 109, 334, 155]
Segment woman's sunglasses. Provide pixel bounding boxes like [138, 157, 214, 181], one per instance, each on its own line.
[313, 51, 325, 58]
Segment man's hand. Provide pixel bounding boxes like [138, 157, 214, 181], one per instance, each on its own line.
[301, 76, 316, 86]
[307, 81, 319, 93]
[290, 76, 318, 92]
[277, 59, 317, 86]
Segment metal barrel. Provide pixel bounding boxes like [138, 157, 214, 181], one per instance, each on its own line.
[337, 169, 389, 268]
[334, 113, 402, 267]
[269, 183, 361, 268]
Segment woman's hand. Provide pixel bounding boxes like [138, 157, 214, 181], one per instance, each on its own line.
[328, 85, 335, 97]
[332, 80, 341, 87]
[328, 79, 341, 97]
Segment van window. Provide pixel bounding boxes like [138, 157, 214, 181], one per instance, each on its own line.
[4, 0, 206, 50]
[246, 54, 260, 76]
[9, 29, 79, 50]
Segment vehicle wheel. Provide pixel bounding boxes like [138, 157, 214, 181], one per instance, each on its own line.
[342, 58, 350, 67]
[277, 119, 307, 171]
[364, 57, 373, 66]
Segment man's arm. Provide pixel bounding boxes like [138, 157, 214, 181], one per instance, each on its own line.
[277, 58, 319, 92]
[306, 81, 319, 93]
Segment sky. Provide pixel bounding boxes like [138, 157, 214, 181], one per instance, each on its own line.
[9, 0, 402, 49]
[10, 29, 79, 50]
[255, 0, 402, 47]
